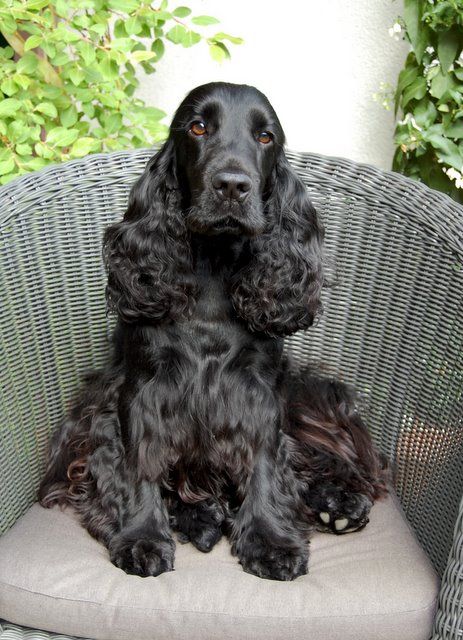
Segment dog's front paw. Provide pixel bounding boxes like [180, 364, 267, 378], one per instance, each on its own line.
[170, 499, 224, 553]
[233, 530, 308, 581]
[309, 484, 372, 534]
[110, 536, 175, 577]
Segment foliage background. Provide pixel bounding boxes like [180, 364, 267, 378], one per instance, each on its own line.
[0, 0, 241, 184]
[1, 1, 408, 175]
[392, 0, 463, 203]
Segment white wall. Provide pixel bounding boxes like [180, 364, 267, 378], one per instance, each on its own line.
[136, 0, 409, 169]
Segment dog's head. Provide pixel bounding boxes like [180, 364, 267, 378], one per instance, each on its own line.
[104, 82, 324, 336]
[171, 82, 284, 237]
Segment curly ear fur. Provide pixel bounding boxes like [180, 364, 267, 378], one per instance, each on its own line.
[230, 153, 324, 336]
[103, 139, 197, 323]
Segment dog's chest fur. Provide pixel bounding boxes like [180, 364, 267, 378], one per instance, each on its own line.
[118, 238, 283, 486]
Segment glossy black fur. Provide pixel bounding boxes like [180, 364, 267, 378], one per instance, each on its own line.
[39, 83, 388, 581]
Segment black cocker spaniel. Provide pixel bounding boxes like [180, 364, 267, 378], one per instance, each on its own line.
[39, 82, 389, 581]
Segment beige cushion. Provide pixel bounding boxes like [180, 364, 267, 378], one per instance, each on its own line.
[0, 493, 439, 640]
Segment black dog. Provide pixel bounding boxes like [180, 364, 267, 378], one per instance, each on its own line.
[39, 82, 388, 581]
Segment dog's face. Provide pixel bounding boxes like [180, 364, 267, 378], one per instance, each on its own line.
[170, 82, 285, 236]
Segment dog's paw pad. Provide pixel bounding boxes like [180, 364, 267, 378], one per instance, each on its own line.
[311, 486, 373, 535]
[334, 517, 349, 531]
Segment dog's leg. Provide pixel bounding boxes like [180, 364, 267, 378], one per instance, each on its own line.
[231, 433, 309, 581]
[108, 477, 175, 577]
[286, 372, 390, 535]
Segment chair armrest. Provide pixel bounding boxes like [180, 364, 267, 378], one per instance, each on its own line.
[432, 494, 463, 639]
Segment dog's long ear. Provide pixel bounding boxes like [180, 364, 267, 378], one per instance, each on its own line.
[103, 139, 196, 323]
[230, 153, 324, 336]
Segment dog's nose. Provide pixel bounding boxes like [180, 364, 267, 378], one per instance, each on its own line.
[212, 171, 251, 202]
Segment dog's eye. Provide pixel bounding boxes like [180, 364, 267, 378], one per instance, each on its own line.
[257, 131, 272, 144]
[190, 121, 207, 137]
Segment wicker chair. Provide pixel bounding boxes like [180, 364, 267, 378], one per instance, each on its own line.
[0, 149, 461, 640]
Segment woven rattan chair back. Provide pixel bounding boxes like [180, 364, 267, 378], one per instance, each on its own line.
[0, 149, 462, 584]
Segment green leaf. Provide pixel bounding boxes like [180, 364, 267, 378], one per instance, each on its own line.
[151, 38, 165, 60]
[82, 102, 95, 118]
[26, 0, 50, 9]
[60, 106, 78, 128]
[0, 98, 22, 117]
[397, 61, 420, 96]
[16, 53, 38, 74]
[454, 68, 463, 81]
[0, 15, 18, 34]
[103, 113, 122, 134]
[430, 71, 457, 99]
[131, 50, 157, 62]
[1, 78, 18, 96]
[13, 74, 31, 90]
[166, 25, 187, 44]
[69, 68, 85, 86]
[35, 102, 58, 118]
[55, 0, 69, 17]
[34, 142, 55, 159]
[414, 100, 437, 128]
[192, 15, 220, 26]
[181, 30, 201, 47]
[125, 17, 142, 35]
[78, 41, 96, 66]
[22, 157, 47, 171]
[47, 127, 80, 147]
[89, 24, 107, 36]
[402, 77, 427, 107]
[51, 51, 70, 66]
[424, 130, 463, 170]
[403, 0, 429, 63]
[211, 32, 244, 45]
[41, 42, 56, 58]
[108, 0, 139, 12]
[15, 143, 33, 156]
[111, 38, 133, 52]
[446, 121, 463, 139]
[437, 27, 460, 74]
[155, 10, 172, 21]
[209, 42, 229, 63]
[0, 174, 18, 185]
[69, 137, 100, 158]
[0, 157, 15, 176]
[24, 35, 43, 52]
[8, 121, 31, 143]
[172, 7, 191, 17]
[114, 19, 126, 38]
[136, 106, 166, 122]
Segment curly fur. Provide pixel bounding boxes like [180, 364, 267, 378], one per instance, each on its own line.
[39, 82, 389, 581]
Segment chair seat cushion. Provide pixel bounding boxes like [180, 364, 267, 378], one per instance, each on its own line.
[0, 493, 439, 640]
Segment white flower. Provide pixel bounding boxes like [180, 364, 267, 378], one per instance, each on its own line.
[445, 167, 461, 181]
[443, 167, 463, 187]
[426, 46, 435, 54]
[389, 23, 402, 40]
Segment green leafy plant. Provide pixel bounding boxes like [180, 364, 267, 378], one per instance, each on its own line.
[391, 0, 463, 202]
[0, 0, 242, 184]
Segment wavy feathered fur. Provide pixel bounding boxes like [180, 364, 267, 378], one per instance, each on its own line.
[39, 82, 389, 581]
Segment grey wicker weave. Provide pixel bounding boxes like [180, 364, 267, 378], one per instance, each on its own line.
[0, 149, 462, 640]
